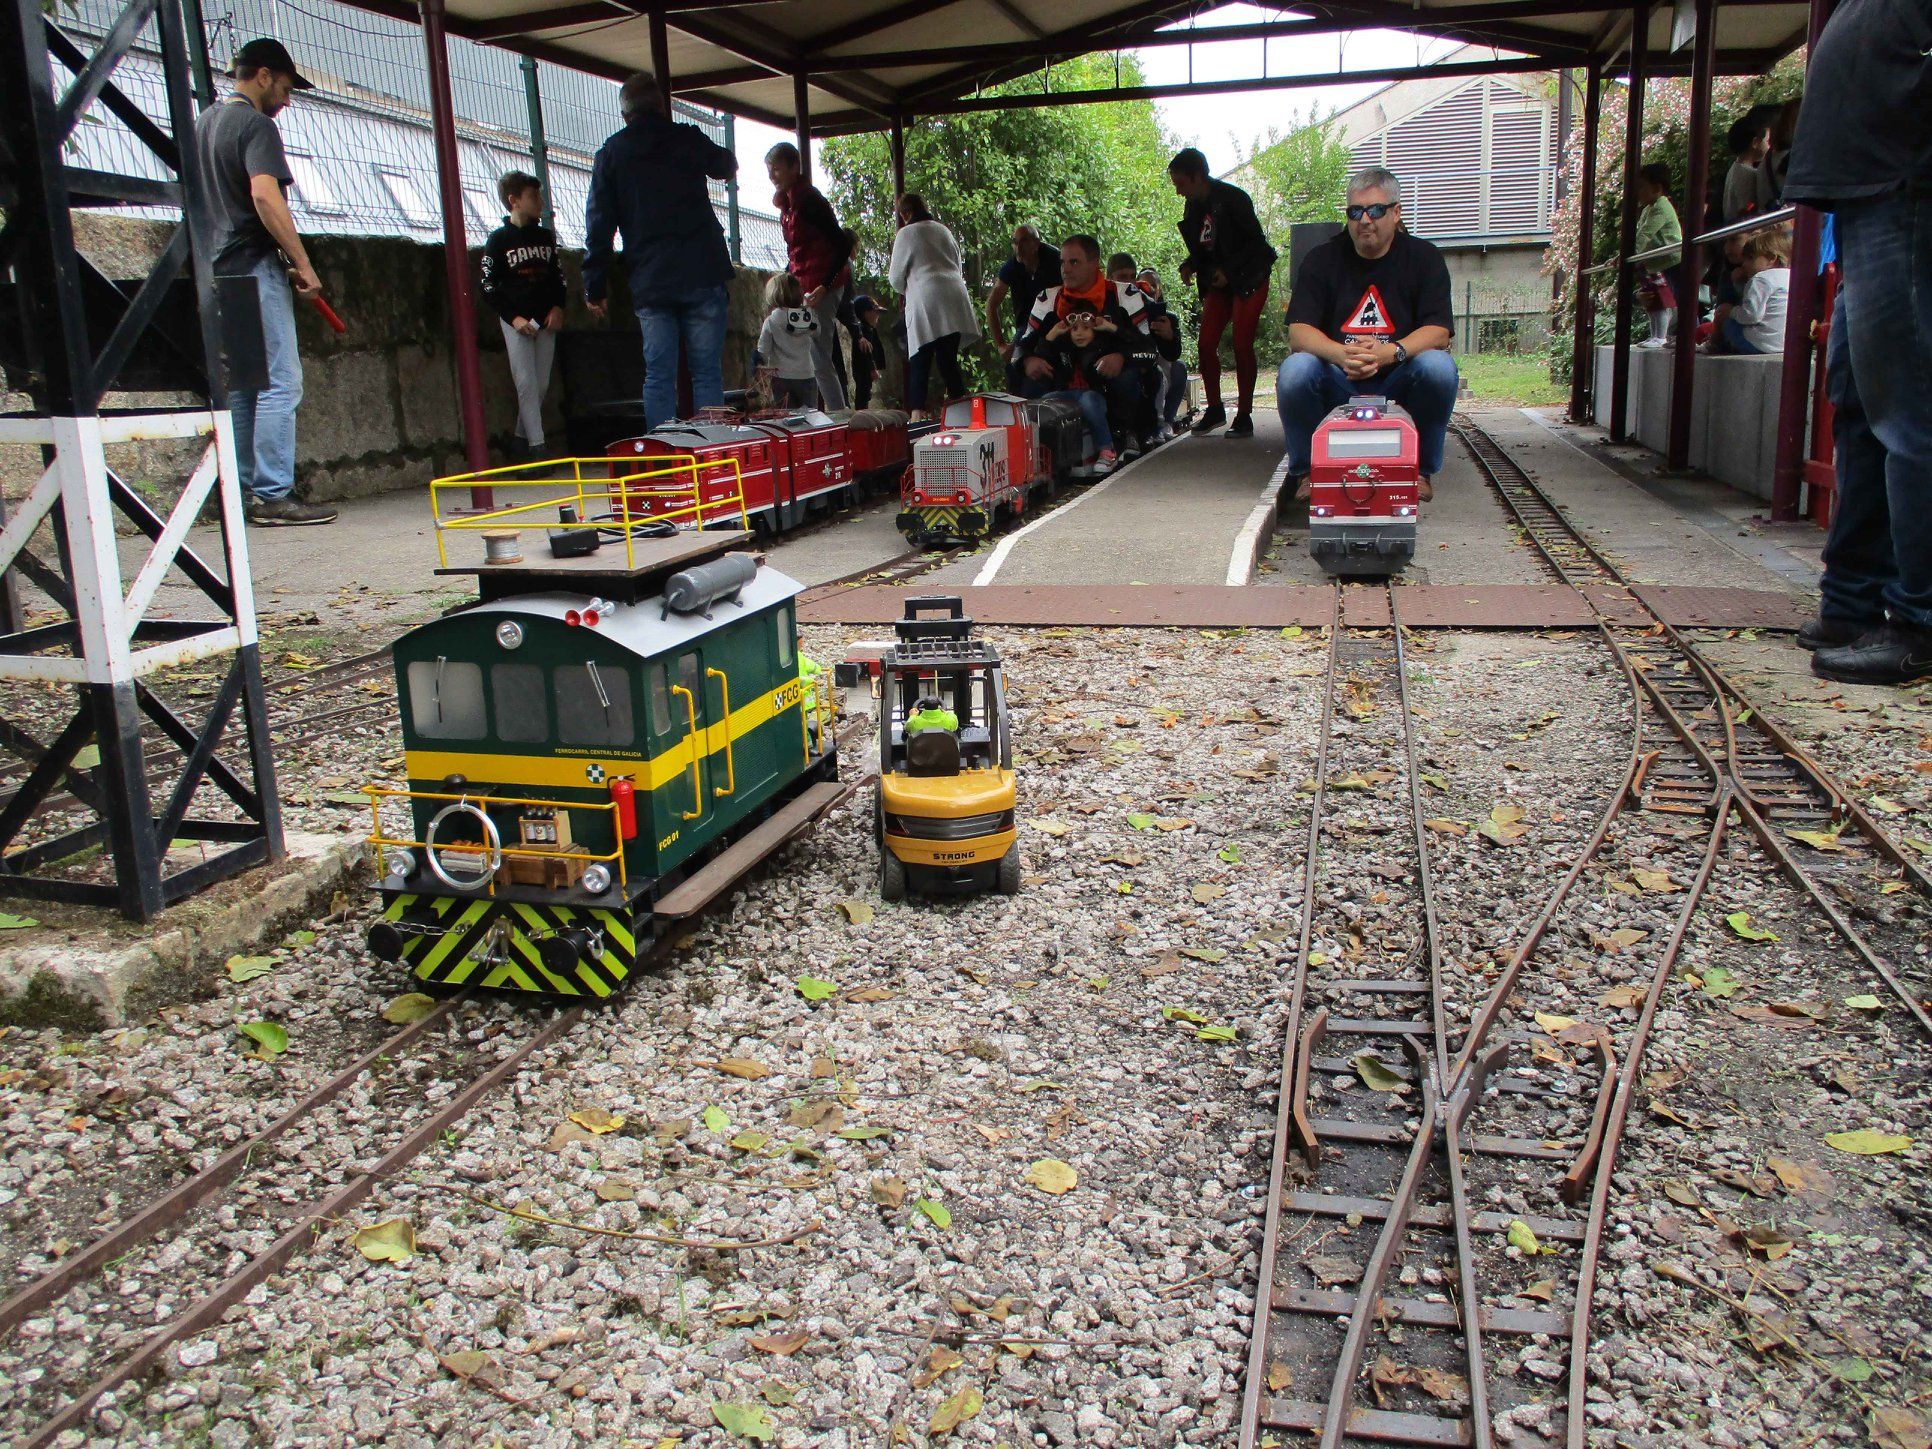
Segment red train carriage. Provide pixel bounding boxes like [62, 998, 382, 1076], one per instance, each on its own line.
[845, 409, 910, 478]
[1307, 396, 1420, 576]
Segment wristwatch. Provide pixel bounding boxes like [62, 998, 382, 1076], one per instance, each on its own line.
[1392, 342, 1409, 365]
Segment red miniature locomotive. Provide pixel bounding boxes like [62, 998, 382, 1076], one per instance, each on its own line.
[1307, 397, 1419, 576]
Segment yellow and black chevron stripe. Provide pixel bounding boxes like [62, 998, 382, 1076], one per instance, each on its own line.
[379, 892, 640, 997]
[897, 506, 989, 544]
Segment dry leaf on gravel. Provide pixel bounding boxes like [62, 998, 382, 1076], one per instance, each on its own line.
[1025, 1159, 1079, 1194]
[871, 1176, 908, 1209]
[929, 1386, 983, 1436]
[1766, 1156, 1833, 1195]
[836, 900, 875, 924]
[749, 1330, 809, 1356]
[352, 1218, 415, 1263]
[914, 1346, 963, 1389]
[1869, 1406, 1932, 1449]
[1267, 1361, 1293, 1391]
[715, 1058, 772, 1080]
[1826, 1130, 1912, 1155]
[568, 1106, 625, 1134]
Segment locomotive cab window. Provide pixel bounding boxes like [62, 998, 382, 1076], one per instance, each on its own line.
[774, 608, 795, 670]
[492, 663, 548, 743]
[646, 663, 672, 737]
[407, 658, 485, 738]
[1326, 428, 1403, 459]
[556, 660, 635, 746]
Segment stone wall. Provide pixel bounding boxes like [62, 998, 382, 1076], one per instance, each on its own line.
[1, 216, 816, 507]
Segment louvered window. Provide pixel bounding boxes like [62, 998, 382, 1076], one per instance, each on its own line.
[1343, 78, 1553, 241]
[1488, 96, 1549, 234]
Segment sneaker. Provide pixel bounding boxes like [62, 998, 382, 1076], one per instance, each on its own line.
[1226, 413, 1254, 438]
[1291, 475, 1311, 503]
[1417, 475, 1434, 503]
[246, 496, 337, 527]
[1118, 438, 1141, 463]
[1638, 337, 1672, 349]
[1191, 405, 1227, 435]
[1157, 425, 1175, 443]
[1093, 448, 1118, 475]
[1811, 620, 1932, 686]
[1796, 613, 1873, 651]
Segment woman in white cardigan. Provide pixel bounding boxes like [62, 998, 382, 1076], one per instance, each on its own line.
[887, 194, 981, 421]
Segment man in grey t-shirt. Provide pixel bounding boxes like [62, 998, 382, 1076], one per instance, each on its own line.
[194, 38, 335, 525]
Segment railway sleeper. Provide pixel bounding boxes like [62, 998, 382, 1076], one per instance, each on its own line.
[1271, 1287, 1567, 1338]
[1281, 1191, 1585, 1245]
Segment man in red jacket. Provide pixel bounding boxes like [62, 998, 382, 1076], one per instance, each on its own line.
[766, 143, 853, 410]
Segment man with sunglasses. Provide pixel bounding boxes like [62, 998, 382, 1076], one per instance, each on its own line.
[1278, 167, 1456, 502]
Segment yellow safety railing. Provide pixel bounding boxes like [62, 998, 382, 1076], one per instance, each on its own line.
[362, 784, 628, 894]
[668, 685, 704, 820]
[426, 454, 750, 569]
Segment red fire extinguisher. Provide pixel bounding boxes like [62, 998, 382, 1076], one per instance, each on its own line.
[609, 778, 637, 840]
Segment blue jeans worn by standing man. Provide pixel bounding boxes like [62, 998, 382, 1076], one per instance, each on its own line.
[1817, 193, 1932, 631]
[1275, 349, 1460, 477]
[230, 253, 302, 501]
[637, 282, 729, 429]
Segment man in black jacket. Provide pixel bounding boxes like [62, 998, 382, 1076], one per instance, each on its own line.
[583, 72, 737, 428]
[480, 170, 565, 459]
[1784, 0, 1932, 686]
[1278, 167, 1456, 501]
[1170, 147, 1277, 437]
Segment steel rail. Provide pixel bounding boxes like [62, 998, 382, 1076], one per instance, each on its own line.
[1455, 416, 1932, 1032]
[22, 1005, 585, 1448]
[0, 989, 472, 1337]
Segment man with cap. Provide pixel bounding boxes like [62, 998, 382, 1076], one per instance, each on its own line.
[194, 39, 336, 526]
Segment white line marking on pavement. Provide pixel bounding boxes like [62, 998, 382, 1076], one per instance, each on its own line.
[1227, 452, 1292, 586]
[972, 432, 1190, 586]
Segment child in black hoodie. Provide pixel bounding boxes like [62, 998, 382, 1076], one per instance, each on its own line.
[480, 171, 566, 459]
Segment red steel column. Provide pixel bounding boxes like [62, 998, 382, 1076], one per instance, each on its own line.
[890, 111, 906, 200]
[1666, 0, 1716, 469]
[420, 0, 491, 503]
[1769, 0, 1840, 520]
[794, 71, 811, 184]
[1568, 63, 1602, 423]
[1607, 4, 1649, 444]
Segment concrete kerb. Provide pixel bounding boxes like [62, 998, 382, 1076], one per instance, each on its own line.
[0, 831, 365, 1030]
[1227, 451, 1292, 586]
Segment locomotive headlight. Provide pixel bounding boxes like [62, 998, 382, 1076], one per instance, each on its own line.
[495, 620, 524, 650]
[581, 864, 612, 895]
[385, 848, 416, 880]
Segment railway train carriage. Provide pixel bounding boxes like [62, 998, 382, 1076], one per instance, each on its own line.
[895, 393, 1091, 547]
[609, 409, 910, 535]
[364, 536, 839, 998]
[1307, 397, 1421, 576]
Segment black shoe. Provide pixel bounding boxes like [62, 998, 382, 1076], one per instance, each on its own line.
[1290, 474, 1311, 503]
[1810, 621, 1932, 686]
[1191, 405, 1227, 435]
[246, 496, 337, 527]
[1226, 413, 1254, 438]
[1118, 438, 1142, 463]
[1796, 613, 1874, 651]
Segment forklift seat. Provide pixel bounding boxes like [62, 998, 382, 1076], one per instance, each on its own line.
[906, 729, 961, 777]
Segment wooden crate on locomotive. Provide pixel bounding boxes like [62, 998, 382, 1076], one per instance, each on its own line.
[363, 510, 842, 1000]
[1307, 397, 1420, 577]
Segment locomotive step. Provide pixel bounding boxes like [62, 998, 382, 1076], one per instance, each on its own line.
[654, 779, 852, 919]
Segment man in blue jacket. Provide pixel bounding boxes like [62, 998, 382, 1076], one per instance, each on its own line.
[583, 73, 738, 428]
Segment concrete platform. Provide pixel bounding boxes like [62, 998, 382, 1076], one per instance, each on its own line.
[0, 831, 363, 1029]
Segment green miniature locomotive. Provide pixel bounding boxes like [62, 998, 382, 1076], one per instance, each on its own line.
[364, 527, 839, 998]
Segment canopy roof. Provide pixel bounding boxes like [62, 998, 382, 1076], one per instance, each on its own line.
[343, 0, 1811, 134]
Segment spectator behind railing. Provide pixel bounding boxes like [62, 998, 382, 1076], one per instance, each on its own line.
[1723, 115, 1771, 224]
[1705, 226, 1791, 356]
[1633, 162, 1682, 348]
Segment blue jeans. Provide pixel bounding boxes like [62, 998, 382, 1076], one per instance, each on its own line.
[1819, 194, 1932, 629]
[1718, 315, 1766, 355]
[229, 254, 302, 501]
[1276, 350, 1460, 476]
[637, 283, 728, 428]
[1019, 375, 1116, 451]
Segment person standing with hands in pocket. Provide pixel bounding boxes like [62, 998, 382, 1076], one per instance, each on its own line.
[480, 171, 566, 461]
[1169, 147, 1276, 438]
[194, 37, 336, 526]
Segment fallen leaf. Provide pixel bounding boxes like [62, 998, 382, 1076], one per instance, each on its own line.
[871, 1176, 907, 1209]
[729, 1131, 770, 1152]
[915, 1198, 952, 1229]
[1307, 1253, 1358, 1286]
[929, 1386, 983, 1436]
[1197, 1023, 1237, 1042]
[1868, 796, 1907, 816]
[439, 1349, 498, 1383]
[1725, 912, 1778, 942]
[748, 1330, 809, 1356]
[1218, 843, 1242, 864]
[226, 955, 276, 984]
[1179, 946, 1226, 963]
[1413, 1366, 1469, 1405]
[1162, 1006, 1210, 1026]
[1126, 812, 1157, 829]
[1032, 819, 1070, 837]
[1663, 1180, 1702, 1207]
[1870, 1405, 1932, 1449]
[1519, 1279, 1556, 1302]
[1600, 984, 1646, 1009]
[1506, 1220, 1549, 1255]
[1594, 927, 1648, 952]
[1730, 1003, 1816, 1029]
[914, 1346, 963, 1388]
[381, 991, 438, 1023]
[837, 1125, 893, 1141]
[1766, 1156, 1832, 1194]
[1352, 1051, 1409, 1093]
[1025, 1158, 1078, 1194]
[1787, 826, 1846, 853]
[796, 976, 836, 1001]
[1742, 1223, 1794, 1259]
[845, 986, 894, 1003]
[236, 1021, 287, 1060]
[0, 913, 40, 930]
[1267, 1361, 1293, 1391]
[789, 1099, 844, 1131]
[703, 1105, 731, 1133]
[1701, 966, 1740, 999]
[1191, 882, 1227, 903]
[760, 1381, 798, 1406]
[595, 1177, 636, 1202]
[716, 1058, 771, 1080]
[1845, 993, 1883, 1012]
[710, 1402, 774, 1441]
[1532, 1012, 1579, 1035]
[1423, 818, 1467, 837]
[836, 900, 875, 924]
[352, 1218, 415, 1263]
[1825, 1130, 1912, 1155]
[1633, 868, 1678, 893]
[569, 1106, 625, 1134]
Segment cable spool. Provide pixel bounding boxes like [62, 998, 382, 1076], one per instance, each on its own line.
[661, 553, 757, 619]
[481, 531, 523, 565]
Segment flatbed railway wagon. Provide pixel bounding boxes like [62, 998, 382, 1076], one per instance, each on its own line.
[609, 408, 910, 535]
[363, 504, 841, 999]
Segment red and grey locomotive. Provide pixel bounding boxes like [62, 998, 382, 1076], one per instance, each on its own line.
[895, 393, 1091, 547]
[1306, 396, 1420, 576]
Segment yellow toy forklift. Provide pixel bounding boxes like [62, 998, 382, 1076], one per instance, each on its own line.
[875, 597, 1019, 900]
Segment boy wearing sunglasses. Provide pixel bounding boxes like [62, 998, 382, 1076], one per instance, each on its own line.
[1278, 167, 1457, 502]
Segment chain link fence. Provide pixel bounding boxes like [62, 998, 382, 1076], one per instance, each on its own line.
[1453, 280, 1556, 355]
[52, 0, 788, 267]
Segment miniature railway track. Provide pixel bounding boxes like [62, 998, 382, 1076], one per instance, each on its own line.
[1455, 416, 1932, 1034]
[1238, 577, 1736, 1447]
[0, 991, 584, 1446]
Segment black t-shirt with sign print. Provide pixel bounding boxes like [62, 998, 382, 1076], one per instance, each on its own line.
[1285, 230, 1453, 380]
